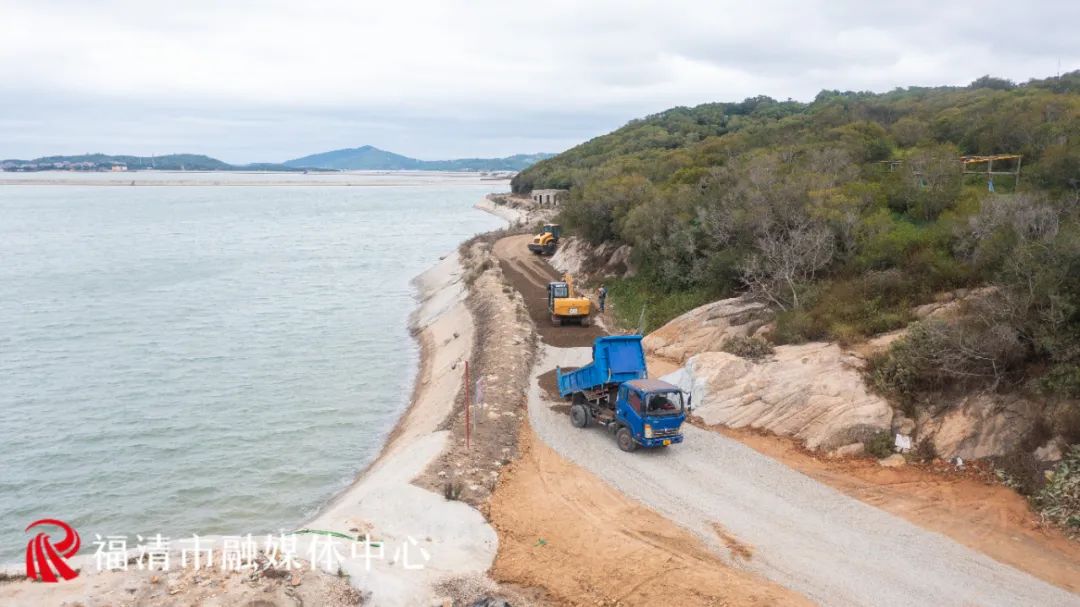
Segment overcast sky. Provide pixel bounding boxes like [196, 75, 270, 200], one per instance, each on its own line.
[1, 1, 1076, 163]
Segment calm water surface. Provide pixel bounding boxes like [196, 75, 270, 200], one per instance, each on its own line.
[0, 174, 504, 561]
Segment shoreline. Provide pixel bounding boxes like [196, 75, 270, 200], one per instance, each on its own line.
[300, 204, 523, 603]
[0, 200, 519, 606]
[295, 200, 526, 603]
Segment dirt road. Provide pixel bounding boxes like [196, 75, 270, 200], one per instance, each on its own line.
[493, 233, 1080, 607]
[493, 234, 605, 348]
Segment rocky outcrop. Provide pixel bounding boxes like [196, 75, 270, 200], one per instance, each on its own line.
[644, 297, 772, 363]
[917, 393, 1040, 461]
[663, 343, 894, 451]
[912, 287, 999, 320]
[550, 237, 634, 280]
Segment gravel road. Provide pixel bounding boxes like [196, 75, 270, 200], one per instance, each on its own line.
[529, 344, 1080, 607]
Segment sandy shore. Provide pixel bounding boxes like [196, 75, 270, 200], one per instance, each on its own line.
[303, 251, 499, 605]
[473, 196, 538, 226]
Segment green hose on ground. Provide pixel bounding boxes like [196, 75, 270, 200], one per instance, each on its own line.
[292, 528, 382, 546]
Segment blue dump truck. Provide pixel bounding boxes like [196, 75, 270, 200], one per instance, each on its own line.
[556, 335, 689, 452]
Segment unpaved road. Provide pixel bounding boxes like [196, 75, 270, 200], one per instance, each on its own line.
[493, 235, 605, 348]
[489, 427, 811, 606]
[494, 233, 1080, 607]
[530, 346, 1079, 607]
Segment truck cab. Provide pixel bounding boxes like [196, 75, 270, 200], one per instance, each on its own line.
[559, 335, 689, 452]
[613, 379, 687, 451]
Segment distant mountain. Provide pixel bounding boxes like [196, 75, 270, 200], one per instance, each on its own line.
[283, 145, 554, 171]
[1, 153, 298, 172]
[2, 147, 555, 173]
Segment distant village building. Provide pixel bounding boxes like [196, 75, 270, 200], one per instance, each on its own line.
[110, 164, 128, 172]
[531, 188, 568, 207]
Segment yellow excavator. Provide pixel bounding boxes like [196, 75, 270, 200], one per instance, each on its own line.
[528, 223, 561, 255]
[548, 274, 592, 326]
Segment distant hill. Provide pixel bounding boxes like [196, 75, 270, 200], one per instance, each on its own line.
[0, 153, 298, 172]
[3, 147, 554, 172]
[283, 145, 553, 171]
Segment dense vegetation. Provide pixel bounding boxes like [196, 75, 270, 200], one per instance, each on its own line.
[516, 73, 1080, 439]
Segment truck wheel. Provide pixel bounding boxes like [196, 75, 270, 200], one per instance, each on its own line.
[544, 242, 556, 255]
[580, 315, 591, 327]
[570, 404, 589, 428]
[616, 427, 637, 452]
[551, 315, 562, 326]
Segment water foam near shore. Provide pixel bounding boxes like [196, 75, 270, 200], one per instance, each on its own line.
[0, 175, 505, 562]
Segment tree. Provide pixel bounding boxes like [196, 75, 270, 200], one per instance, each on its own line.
[740, 221, 835, 310]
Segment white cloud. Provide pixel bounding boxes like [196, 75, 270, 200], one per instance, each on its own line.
[0, 0, 1076, 161]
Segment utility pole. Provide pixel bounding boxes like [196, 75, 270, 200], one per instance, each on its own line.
[464, 360, 471, 450]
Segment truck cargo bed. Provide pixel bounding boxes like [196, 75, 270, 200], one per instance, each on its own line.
[557, 335, 647, 398]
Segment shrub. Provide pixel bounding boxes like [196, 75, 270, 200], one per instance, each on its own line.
[868, 347, 920, 398]
[1050, 405, 1080, 445]
[865, 430, 894, 459]
[1032, 446, 1080, 534]
[908, 439, 938, 464]
[1039, 364, 1080, 399]
[443, 480, 463, 501]
[992, 451, 1044, 496]
[772, 309, 828, 344]
[720, 336, 774, 361]
[767, 274, 917, 346]
[869, 317, 1025, 398]
[605, 275, 719, 333]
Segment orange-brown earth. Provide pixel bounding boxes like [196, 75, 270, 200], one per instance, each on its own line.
[713, 424, 1080, 593]
[489, 427, 811, 606]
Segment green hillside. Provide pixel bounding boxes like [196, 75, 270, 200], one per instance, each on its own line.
[518, 73, 1080, 417]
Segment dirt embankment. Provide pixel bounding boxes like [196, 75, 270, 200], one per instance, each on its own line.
[414, 235, 539, 508]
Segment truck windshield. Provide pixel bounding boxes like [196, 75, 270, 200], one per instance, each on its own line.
[551, 285, 568, 298]
[645, 392, 683, 417]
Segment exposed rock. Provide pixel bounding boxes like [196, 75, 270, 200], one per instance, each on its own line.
[1034, 437, 1065, 463]
[879, 454, 907, 467]
[663, 343, 893, 451]
[912, 287, 998, 320]
[607, 244, 635, 277]
[830, 443, 865, 458]
[549, 237, 633, 279]
[645, 297, 773, 364]
[918, 393, 1039, 461]
[891, 413, 916, 436]
[849, 329, 906, 360]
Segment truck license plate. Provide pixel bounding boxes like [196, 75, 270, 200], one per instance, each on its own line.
[569, 308, 578, 314]
[663, 439, 671, 446]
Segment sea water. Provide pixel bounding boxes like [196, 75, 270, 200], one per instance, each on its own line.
[0, 172, 505, 561]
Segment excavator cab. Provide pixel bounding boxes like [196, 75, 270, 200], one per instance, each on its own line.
[528, 223, 562, 255]
[547, 273, 592, 326]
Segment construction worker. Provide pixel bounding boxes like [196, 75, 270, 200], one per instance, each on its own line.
[598, 284, 607, 313]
